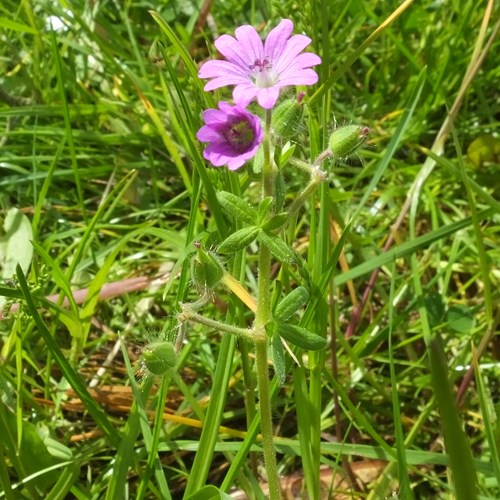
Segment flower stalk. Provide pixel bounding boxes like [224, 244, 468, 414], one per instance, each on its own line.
[254, 109, 281, 499]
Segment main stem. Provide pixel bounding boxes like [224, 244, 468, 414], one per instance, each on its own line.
[254, 109, 280, 499]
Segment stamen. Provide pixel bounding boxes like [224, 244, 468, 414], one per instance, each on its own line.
[249, 57, 271, 72]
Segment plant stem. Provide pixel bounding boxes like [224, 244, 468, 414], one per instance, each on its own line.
[179, 305, 253, 340]
[254, 109, 281, 499]
[255, 338, 280, 498]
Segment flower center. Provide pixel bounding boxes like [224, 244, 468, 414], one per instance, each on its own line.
[223, 120, 254, 153]
[249, 57, 276, 88]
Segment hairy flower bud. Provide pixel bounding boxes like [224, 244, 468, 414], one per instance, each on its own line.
[190, 242, 225, 292]
[272, 94, 305, 139]
[142, 341, 177, 375]
[328, 125, 369, 159]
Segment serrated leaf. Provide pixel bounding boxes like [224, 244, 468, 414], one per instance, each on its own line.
[258, 230, 296, 264]
[217, 191, 258, 225]
[218, 226, 259, 254]
[275, 286, 309, 322]
[277, 323, 326, 351]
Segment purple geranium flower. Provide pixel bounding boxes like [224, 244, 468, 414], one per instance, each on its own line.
[196, 102, 263, 170]
[198, 19, 321, 109]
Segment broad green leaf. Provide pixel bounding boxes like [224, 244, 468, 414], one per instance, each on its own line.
[258, 197, 274, 221]
[186, 485, 233, 500]
[217, 191, 258, 225]
[0, 208, 33, 279]
[277, 323, 326, 351]
[274, 286, 309, 322]
[271, 332, 286, 386]
[445, 304, 475, 334]
[218, 226, 260, 254]
[467, 134, 500, 168]
[0, 208, 33, 311]
[260, 213, 289, 232]
[258, 231, 296, 264]
[0, 400, 59, 492]
[424, 292, 446, 328]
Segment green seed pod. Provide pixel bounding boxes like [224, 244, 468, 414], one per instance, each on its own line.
[277, 323, 327, 351]
[191, 243, 225, 291]
[142, 341, 177, 375]
[272, 95, 305, 139]
[328, 125, 369, 159]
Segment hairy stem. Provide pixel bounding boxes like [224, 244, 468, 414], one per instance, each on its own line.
[254, 108, 280, 499]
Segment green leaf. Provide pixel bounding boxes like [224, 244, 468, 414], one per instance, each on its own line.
[445, 304, 475, 334]
[275, 170, 285, 211]
[185, 485, 233, 500]
[467, 134, 500, 168]
[260, 213, 289, 232]
[279, 142, 296, 167]
[258, 197, 274, 222]
[0, 17, 38, 34]
[258, 231, 296, 264]
[424, 292, 446, 328]
[271, 330, 286, 385]
[429, 334, 478, 500]
[218, 226, 260, 254]
[0, 208, 34, 312]
[0, 208, 33, 279]
[0, 400, 59, 492]
[277, 323, 326, 351]
[275, 286, 309, 322]
[217, 191, 258, 225]
[16, 265, 121, 448]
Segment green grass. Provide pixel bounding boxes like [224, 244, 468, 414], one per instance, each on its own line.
[1, 0, 499, 498]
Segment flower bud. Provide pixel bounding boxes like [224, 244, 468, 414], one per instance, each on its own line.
[142, 341, 176, 375]
[190, 242, 225, 292]
[328, 125, 369, 159]
[272, 94, 305, 139]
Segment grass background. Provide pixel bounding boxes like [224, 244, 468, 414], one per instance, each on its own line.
[1, 0, 499, 498]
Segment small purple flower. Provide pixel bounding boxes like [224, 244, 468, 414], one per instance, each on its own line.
[199, 19, 321, 110]
[196, 102, 263, 170]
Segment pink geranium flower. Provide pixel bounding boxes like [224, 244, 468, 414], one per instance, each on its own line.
[199, 19, 321, 109]
[196, 102, 263, 170]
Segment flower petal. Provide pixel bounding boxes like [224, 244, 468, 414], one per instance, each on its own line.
[234, 25, 264, 65]
[196, 125, 222, 142]
[198, 59, 248, 79]
[256, 86, 281, 109]
[273, 35, 317, 73]
[264, 19, 294, 63]
[226, 157, 246, 170]
[233, 84, 260, 107]
[204, 75, 249, 91]
[214, 34, 253, 69]
[202, 108, 228, 124]
[276, 68, 319, 86]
